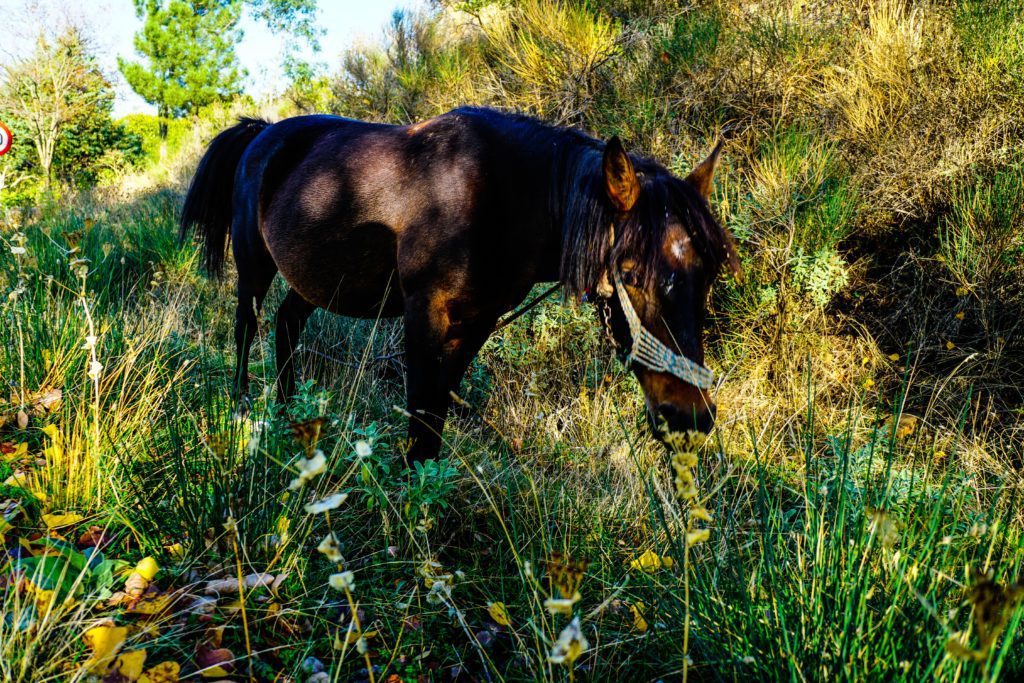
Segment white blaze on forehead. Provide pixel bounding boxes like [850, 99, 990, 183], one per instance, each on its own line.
[671, 232, 692, 262]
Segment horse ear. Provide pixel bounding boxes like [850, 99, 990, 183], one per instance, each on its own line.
[603, 136, 639, 212]
[685, 139, 724, 201]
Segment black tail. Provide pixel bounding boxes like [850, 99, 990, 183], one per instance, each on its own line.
[180, 117, 270, 276]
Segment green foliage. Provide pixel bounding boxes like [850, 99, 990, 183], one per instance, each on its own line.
[649, 405, 1024, 680]
[117, 114, 191, 166]
[118, 0, 320, 140]
[939, 162, 1024, 294]
[1, 28, 122, 191]
[118, 0, 246, 136]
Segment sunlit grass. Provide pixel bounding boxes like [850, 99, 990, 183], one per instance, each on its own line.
[2, 1, 1024, 680]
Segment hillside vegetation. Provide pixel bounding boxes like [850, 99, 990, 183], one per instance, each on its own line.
[1, 1, 1023, 681]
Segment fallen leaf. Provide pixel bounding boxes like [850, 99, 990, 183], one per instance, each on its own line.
[630, 601, 648, 632]
[893, 414, 918, 439]
[630, 550, 673, 573]
[83, 624, 129, 672]
[42, 513, 84, 529]
[204, 572, 273, 595]
[487, 601, 511, 626]
[195, 642, 234, 678]
[134, 557, 159, 582]
[34, 388, 62, 412]
[79, 525, 113, 550]
[138, 661, 180, 683]
[104, 649, 147, 682]
[125, 571, 149, 601]
[125, 591, 173, 617]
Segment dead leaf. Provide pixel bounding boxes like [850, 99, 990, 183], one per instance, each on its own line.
[195, 642, 234, 678]
[125, 571, 149, 601]
[204, 572, 274, 595]
[125, 589, 173, 617]
[889, 414, 918, 439]
[16, 411, 28, 430]
[138, 661, 180, 683]
[630, 602, 648, 632]
[42, 512, 85, 529]
[34, 388, 62, 412]
[78, 525, 113, 550]
[83, 624, 129, 672]
[103, 649, 147, 682]
[630, 549, 673, 573]
[487, 601, 511, 626]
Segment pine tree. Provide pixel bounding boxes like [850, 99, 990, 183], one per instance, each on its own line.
[118, 0, 244, 148]
[118, 0, 320, 151]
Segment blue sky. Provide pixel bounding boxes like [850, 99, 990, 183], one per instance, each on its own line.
[4, 0, 425, 117]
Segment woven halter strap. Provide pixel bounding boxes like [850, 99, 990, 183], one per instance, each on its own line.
[612, 271, 715, 390]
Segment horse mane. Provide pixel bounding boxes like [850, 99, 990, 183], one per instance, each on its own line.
[553, 137, 735, 298]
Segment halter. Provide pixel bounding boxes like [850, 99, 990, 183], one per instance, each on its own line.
[604, 271, 715, 390]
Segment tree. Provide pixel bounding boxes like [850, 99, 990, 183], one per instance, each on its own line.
[118, 0, 320, 147]
[118, 0, 245, 147]
[1, 28, 109, 189]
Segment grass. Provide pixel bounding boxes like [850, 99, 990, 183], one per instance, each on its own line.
[2, 1, 1024, 681]
[0, 188, 1021, 682]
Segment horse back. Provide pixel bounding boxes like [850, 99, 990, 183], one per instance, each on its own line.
[242, 110, 557, 318]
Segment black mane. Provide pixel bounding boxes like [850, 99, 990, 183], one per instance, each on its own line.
[549, 129, 732, 298]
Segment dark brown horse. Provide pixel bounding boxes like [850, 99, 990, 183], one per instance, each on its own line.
[180, 107, 739, 461]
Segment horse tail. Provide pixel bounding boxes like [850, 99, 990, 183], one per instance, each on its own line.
[180, 117, 270, 276]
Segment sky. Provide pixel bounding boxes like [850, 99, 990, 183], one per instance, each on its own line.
[3, 0, 426, 117]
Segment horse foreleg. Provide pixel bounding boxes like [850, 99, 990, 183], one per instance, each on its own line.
[275, 288, 316, 402]
[403, 298, 496, 463]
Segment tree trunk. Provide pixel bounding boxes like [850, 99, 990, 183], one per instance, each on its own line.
[158, 106, 169, 162]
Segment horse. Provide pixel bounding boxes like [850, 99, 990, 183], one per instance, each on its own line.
[180, 107, 740, 462]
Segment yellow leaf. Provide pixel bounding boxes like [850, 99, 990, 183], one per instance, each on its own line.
[135, 557, 160, 581]
[630, 602, 648, 632]
[1, 442, 28, 461]
[139, 661, 180, 683]
[109, 649, 148, 681]
[888, 353, 900, 361]
[893, 415, 918, 439]
[955, 287, 969, 297]
[344, 628, 378, 645]
[125, 592, 172, 616]
[686, 528, 711, 546]
[946, 341, 955, 350]
[82, 624, 128, 671]
[487, 601, 511, 626]
[164, 543, 184, 561]
[41, 424, 60, 441]
[630, 549, 672, 573]
[862, 378, 875, 390]
[200, 665, 232, 678]
[955, 311, 965, 320]
[42, 513, 84, 529]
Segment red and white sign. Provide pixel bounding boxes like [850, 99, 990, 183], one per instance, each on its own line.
[0, 122, 11, 156]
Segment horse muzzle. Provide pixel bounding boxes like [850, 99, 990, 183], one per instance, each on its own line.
[649, 402, 716, 438]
